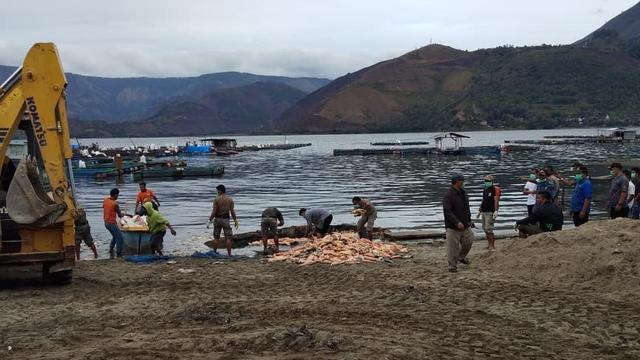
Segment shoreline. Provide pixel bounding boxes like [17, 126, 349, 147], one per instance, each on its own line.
[72, 125, 640, 140]
[2, 219, 639, 358]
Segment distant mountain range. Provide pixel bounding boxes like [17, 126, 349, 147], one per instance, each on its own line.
[3, 2, 640, 137]
[0, 65, 328, 136]
[277, 2, 640, 133]
[71, 81, 308, 137]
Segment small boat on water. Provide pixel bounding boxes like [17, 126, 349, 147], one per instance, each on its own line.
[133, 165, 224, 181]
[74, 161, 142, 177]
[434, 132, 469, 155]
[92, 160, 186, 180]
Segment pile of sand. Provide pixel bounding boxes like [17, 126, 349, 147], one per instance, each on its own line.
[478, 218, 640, 300]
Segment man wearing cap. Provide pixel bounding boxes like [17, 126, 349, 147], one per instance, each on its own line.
[442, 173, 475, 273]
[607, 163, 629, 219]
[478, 175, 501, 250]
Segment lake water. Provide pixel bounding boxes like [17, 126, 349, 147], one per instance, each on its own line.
[75, 128, 640, 258]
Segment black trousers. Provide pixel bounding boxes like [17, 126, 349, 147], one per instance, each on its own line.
[572, 212, 589, 227]
[317, 215, 333, 235]
[610, 207, 629, 219]
[527, 205, 534, 216]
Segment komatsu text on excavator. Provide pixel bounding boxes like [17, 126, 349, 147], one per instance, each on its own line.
[0, 43, 77, 283]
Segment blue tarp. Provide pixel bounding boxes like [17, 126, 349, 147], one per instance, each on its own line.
[191, 250, 230, 259]
[185, 145, 211, 153]
[124, 255, 174, 263]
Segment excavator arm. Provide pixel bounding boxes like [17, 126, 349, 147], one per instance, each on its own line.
[0, 43, 75, 231]
[0, 43, 77, 281]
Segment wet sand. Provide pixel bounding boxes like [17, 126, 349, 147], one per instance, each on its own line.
[1, 219, 639, 359]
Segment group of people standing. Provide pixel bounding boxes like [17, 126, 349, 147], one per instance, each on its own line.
[444, 162, 640, 273]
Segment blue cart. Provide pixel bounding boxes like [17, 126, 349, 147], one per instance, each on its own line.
[121, 229, 153, 255]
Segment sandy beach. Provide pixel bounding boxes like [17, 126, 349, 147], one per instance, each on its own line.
[1, 219, 639, 359]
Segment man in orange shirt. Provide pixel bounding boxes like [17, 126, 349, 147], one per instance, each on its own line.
[135, 182, 159, 214]
[104, 188, 126, 259]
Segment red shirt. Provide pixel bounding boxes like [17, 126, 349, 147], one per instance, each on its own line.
[136, 189, 156, 205]
[103, 197, 118, 224]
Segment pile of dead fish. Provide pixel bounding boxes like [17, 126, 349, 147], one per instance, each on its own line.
[119, 215, 148, 231]
[267, 232, 408, 265]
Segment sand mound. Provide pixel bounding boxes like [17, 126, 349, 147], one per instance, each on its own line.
[478, 218, 640, 299]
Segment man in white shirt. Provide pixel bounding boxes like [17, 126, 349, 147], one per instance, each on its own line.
[523, 174, 538, 215]
[624, 170, 636, 210]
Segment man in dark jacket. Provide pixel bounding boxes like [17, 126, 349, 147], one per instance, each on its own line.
[516, 191, 563, 238]
[442, 173, 475, 273]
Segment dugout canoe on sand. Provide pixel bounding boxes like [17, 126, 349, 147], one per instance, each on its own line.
[203, 224, 386, 249]
[383, 229, 445, 240]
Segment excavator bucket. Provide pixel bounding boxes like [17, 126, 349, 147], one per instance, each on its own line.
[6, 157, 66, 226]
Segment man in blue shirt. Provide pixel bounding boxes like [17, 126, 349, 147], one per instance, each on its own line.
[570, 166, 592, 227]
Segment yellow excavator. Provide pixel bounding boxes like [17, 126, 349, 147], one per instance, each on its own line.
[0, 43, 77, 283]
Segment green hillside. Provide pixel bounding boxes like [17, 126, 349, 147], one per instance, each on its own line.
[460, 45, 640, 129]
[277, 43, 640, 133]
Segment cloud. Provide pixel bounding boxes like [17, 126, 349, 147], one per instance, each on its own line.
[592, 7, 606, 15]
[1, 0, 638, 79]
[57, 45, 382, 79]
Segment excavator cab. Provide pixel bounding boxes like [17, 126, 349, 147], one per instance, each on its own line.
[0, 43, 77, 283]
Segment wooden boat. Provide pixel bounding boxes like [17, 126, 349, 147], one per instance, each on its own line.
[133, 165, 224, 181]
[91, 160, 188, 180]
[204, 223, 384, 249]
[74, 161, 141, 177]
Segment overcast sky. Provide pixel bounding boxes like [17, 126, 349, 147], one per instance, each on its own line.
[0, 0, 637, 79]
